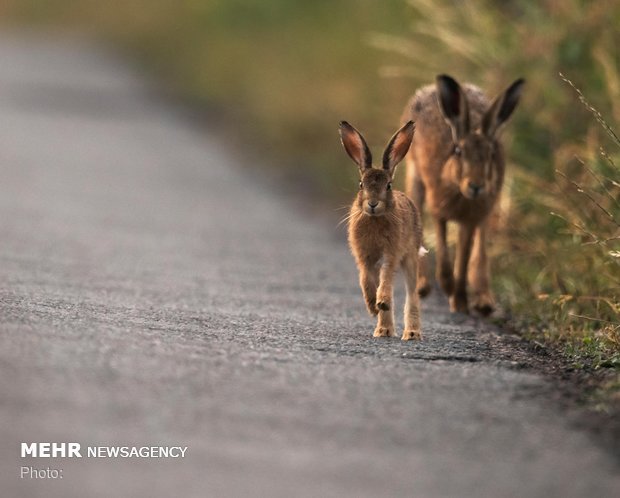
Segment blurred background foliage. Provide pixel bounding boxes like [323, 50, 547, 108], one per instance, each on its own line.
[2, 0, 619, 364]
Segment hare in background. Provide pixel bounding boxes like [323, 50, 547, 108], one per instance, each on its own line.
[403, 75, 524, 314]
[339, 120, 424, 340]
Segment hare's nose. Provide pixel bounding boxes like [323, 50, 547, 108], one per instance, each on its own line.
[468, 182, 483, 196]
[368, 201, 379, 208]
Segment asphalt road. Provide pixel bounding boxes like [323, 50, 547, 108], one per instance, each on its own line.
[1, 33, 618, 498]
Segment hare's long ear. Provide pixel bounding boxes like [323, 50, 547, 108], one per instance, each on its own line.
[481, 78, 525, 138]
[382, 120, 415, 177]
[436, 74, 470, 142]
[339, 121, 372, 173]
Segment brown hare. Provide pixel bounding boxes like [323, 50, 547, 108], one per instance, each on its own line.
[339, 120, 424, 340]
[402, 74, 524, 315]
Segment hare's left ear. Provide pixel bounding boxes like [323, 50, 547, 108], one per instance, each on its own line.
[382, 121, 415, 177]
[481, 78, 525, 137]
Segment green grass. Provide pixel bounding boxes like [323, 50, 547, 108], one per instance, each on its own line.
[3, 0, 619, 367]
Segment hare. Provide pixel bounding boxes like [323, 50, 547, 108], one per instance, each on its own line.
[402, 74, 524, 314]
[339, 120, 424, 340]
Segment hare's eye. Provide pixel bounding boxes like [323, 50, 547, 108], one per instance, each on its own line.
[453, 145, 462, 157]
[386, 182, 392, 191]
[359, 181, 363, 190]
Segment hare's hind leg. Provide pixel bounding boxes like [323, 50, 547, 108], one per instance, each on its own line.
[401, 253, 422, 341]
[413, 188, 433, 298]
[406, 156, 432, 298]
[416, 248, 431, 298]
[468, 222, 495, 315]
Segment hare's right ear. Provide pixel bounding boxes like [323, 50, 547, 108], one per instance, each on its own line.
[436, 74, 470, 142]
[339, 121, 372, 173]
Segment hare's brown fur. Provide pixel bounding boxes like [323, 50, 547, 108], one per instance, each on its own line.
[340, 121, 423, 340]
[403, 75, 524, 314]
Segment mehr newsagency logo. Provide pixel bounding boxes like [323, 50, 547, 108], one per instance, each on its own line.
[21, 442, 188, 458]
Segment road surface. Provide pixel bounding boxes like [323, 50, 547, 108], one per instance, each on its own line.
[0, 32, 618, 497]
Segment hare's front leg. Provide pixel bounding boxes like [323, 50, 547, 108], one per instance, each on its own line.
[374, 258, 397, 338]
[358, 263, 379, 316]
[402, 253, 422, 341]
[434, 218, 454, 296]
[468, 222, 495, 315]
[451, 223, 475, 313]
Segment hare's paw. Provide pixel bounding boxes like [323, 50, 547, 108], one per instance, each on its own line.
[472, 293, 495, 316]
[449, 292, 469, 314]
[373, 326, 395, 338]
[401, 328, 422, 341]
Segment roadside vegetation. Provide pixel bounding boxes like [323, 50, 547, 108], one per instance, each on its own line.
[3, 0, 619, 368]
[374, 0, 620, 370]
